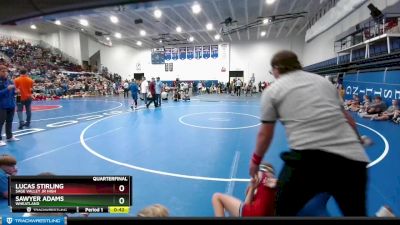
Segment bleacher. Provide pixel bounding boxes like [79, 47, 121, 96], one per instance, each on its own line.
[305, 13, 400, 75]
[304, 37, 400, 74]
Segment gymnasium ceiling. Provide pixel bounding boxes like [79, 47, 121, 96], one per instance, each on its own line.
[1, 0, 333, 48]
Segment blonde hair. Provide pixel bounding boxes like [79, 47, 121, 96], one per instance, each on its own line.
[137, 204, 169, 217]
[259, 162, 274, 175]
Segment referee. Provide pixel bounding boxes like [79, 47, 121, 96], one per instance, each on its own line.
[249, 51, 369, 216]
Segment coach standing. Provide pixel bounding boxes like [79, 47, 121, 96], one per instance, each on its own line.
[249, 51, 369, 216]
[0, 65, 19, 146]
[14, 68, 34, 129]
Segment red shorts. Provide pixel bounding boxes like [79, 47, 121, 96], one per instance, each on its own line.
[240, 203, 271, 217]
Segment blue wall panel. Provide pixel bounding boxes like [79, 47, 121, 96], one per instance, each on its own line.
[345, 73, 358, 81]
[385, 71, 400, 84]
[343, 70, 400, 105]
[357, 71, 385, 83]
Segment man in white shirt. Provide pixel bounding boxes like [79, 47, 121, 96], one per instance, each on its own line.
[123, 80, 129, 98]
[140, 77, 148, 105]
[235, 79, 242, 96]
[249, 51, 369, 216]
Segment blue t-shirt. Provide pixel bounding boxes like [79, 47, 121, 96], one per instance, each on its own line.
[155, 81, 163, 94]
[0, 169, 8, 197]
[130, 83, 139, 96]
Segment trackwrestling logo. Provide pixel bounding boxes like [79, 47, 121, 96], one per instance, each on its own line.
[2, 217, 64, 225]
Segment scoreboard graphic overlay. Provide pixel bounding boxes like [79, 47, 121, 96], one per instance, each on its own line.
[8, 176, 132, 214]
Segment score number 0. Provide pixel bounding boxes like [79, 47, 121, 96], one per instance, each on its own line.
[118, 185, 126, 205]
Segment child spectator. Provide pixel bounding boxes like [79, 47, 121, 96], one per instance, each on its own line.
[370, 100, 398, 121]
[0, 154, 17, 198]
[358, 95, 371, 113]
[344, 94, 359, 110]
[393, 109, 400, 124]
[137, 204, 169, 217]
[359, 96, 388, 118]
[349, 96, 361, 112]
[366, 96, 387, 114]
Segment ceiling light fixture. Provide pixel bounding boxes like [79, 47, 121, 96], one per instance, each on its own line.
[115, 32, 122, 39]
[263, 18, 270, 24]
[79, 19, 89, 26]
[140, 30, 146, 36]
[266, 0, 276, 5]
[176, 26, 182, 33]
[206, 23, 213, 30]
[106, 37, 110, 41]
[189, 36, 194, 42]
[110, 16, 119, 24]
[192, 4, 202, 14]
[30, 24, 37, 30]
[154, 9, 162, 18]
[261, 31, 266, 37]
[215, 34, 221, 40]
[137, 41, 142, 46]
[55, 20, 61, 25]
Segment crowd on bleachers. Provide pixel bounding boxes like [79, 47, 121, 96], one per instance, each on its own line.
[0, 38, 275, 102]
[0, 38, 82, 72]
[192, 80, 270, 96]
[0, 38, 123, 100]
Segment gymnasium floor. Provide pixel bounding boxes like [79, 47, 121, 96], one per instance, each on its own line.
[0, 95, 399, 217]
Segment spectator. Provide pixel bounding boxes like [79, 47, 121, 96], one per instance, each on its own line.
[155, 77, 163, 107]
[349, 96, 361, 112]
[129, 80, 139, 110]
[137, 204, 169, 217]
[231, 79, 236, 95]
[367, 96, 387, 114]
[0, 154, 17, 198]
[358, 95, 371, 113]
[140, 77, 148, 105]
[235, 79, 242, 96]
[212, 162, 276, 217]
[245, 82, 253, 97]
[392, 109, 400, 124]
[161, 90, 168, 100]
[370, 100, 399, 121]
[14, 68, 34, 129]
[0, 65, 19, 145]
[344, 94, 359, 110]
[146, 77, 158, 108]
[197, 81, 203, 95]
[123, 80, 129, 98]
[376, 205, 396, 217]
[359, 96, 387, 118]
[339, 85, 345, 102]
